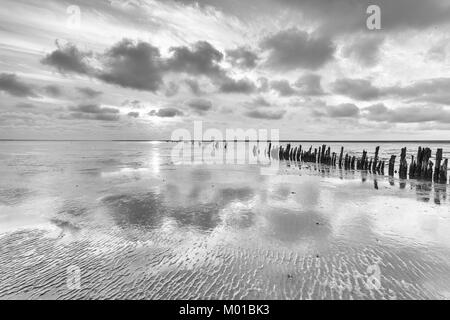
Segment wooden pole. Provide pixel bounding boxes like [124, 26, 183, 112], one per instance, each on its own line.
[434, 149, 443, 182]
[388, 155, 396, 176]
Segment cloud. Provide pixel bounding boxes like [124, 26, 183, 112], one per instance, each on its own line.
[271, 74, 325, 96]
[0, 73, 37, 97]
[165, 82, 179, 97]
[279, 0, 450, 35]
[186, 98, 212, 114]
[244, 109, 286, 120]
[76, 87, 103, 98]
[246, 96, 272, 108]
[41, 41, 92, 74]
[66, 103, 120, 121]
[226, 47, 258, 69]
[44, 85, 62, 97]
[427, 40, 449, 62]
[294, 74, 325, 95]
[270, 80, 296, 96]
[16, 102, 35, 109]
[386, 78, 450, 105]
[332, 77, 450, 104]
[362, 103, 450, 123]
[167, 41, 224, 79]
[184, 78, 202, 95]
[332, 78, 381, 100]
[257, 77, 269, 92]
[219, 77, 256, 93]
[98, 39, 164, 92]
[42, 39, 232, 94]
[314, 103, 360, 118]
[121, 99, 143, 108]
[149, 107, 184, 117]
[260, 28, 335, 71]
[342, 35, 385, 67]
[127, 112, 140, 118]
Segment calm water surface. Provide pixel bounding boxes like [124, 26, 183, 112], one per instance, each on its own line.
[0, 141, 449, 299]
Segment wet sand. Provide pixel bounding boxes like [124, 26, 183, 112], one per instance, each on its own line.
[0, 141, 449, 299]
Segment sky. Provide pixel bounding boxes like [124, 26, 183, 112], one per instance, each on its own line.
[0, 0, 450, 140]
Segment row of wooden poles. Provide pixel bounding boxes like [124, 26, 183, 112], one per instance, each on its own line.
[266, 143, 448, 184]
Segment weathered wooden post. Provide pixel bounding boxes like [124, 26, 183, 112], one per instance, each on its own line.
[421, 148, 431, 179]
[399, 147, 408, 179]
[409, 155, 416, 179]
[434, 149, 443, 182]
[416, 147, 423, 177]
[440, 159, 448, 184]
[338, 147, 344, 168]
[388, 155, 396, 176]
[362, 150, 367, 170]
[372, 146, 380, 173]
[285, 144, 291, 160]
[320, 144, 325, 163]
[426, 160, 434, 181]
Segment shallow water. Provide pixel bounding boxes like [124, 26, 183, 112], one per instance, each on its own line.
[0, 141, 449, 299]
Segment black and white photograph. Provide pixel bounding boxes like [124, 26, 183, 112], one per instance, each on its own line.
[0, 0, 450, 305]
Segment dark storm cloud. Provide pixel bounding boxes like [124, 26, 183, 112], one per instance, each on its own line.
[294, 74, 325, 96]
[69, 104, 119, 114]
[0, 73, 37, 98]
[333, 77, 450, 104]
[260, 28, 335, 71]
[165, 82, 179, 97]
[186, 98, 212, 113]
[16, 102, 35, 109]
[171, 0, 450, 36]
[314, 103, 360, 118]
[98, 39, 164, 92]
[121, 99, 143, 108]
[66, 103, 120, 121]
[332, 78, 381, 101]
[271, 74, 325, 96]
[362, 103, 450, 123]
[76, 87, 103, 98]
[342, 35, 385, 67]
[219, 77, 256, 93]
[149, 107, 184, 117]
[41, 41, 93, 74]
[248, 96, 271, 107]
[279, 0, 450, 35]
[270, 80, 296, 96]
[386, 78, 450, 105]
[127, 112, 140, 118]
[42, 39, 232, 94]
[244, 109, 286, 120]
[184, 78, 202, 95]
[67, 113, 119, 121]
[327, 103, 360, 117]
[44, 85, 62, 97]
[167, 41, 225, 79]
[226, 47, 259, 69]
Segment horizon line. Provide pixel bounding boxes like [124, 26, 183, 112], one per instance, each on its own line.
[1, 139, 450, 143]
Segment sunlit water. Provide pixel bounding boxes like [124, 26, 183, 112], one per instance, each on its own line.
[0, 141, 449, 299]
